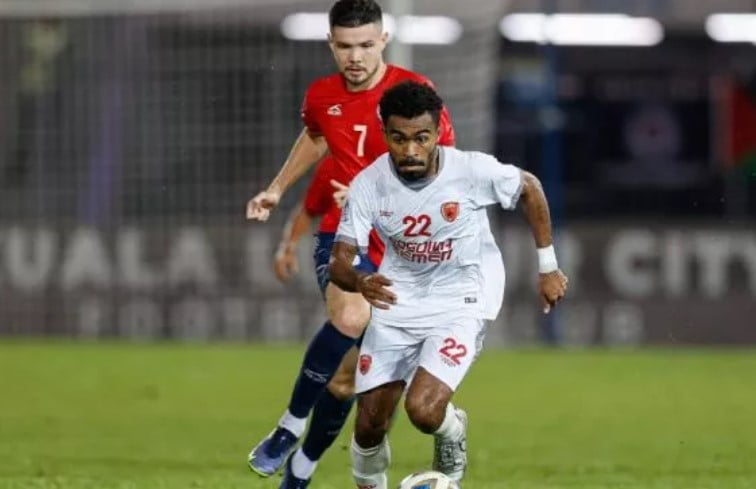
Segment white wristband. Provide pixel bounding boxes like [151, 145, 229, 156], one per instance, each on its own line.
[537, 245, 559, 274]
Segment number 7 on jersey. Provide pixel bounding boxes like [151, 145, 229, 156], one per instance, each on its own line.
[353, 124, 367, 157]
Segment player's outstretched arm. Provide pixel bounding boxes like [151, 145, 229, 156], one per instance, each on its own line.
[246, 128, 328, 221]
[273, 203, 314, 283]
[329, 241, 396, 310]
[519, 171, 569, 313]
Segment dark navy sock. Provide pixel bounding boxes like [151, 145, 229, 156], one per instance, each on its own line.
[287, 321, 356, 419]
[301, 388, 355, 462]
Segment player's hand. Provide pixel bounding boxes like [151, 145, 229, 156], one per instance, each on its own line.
[356, 273, 397, 310]
[246, 188, 282, 221]
[330, 179, 348, 209]
[273, 244, 299, 282]
[538, 269, 568, 314]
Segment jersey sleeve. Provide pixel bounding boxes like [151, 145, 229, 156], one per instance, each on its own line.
[300, 85, 321, 135]
[335, 176, 374, 254]
[471, 153, 524, 210]
[302, 158, 332, 217]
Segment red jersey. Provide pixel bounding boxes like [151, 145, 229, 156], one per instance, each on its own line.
[303, 156, 336, 219]
[301, 65, 456, 265]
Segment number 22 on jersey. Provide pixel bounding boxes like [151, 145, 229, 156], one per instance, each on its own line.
[403, 214, 432, 237]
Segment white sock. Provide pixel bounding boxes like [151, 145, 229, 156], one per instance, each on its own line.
[434, 403, 463, 440]
[278, 410, 307, 438]
[290, 448, 317, 480]
[351, 436, 390, 489]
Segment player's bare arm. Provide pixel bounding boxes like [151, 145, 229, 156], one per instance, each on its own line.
[246, 128, 328, 221]
[273, 202, 314, 282]
[329, 241, 396, 310]
[519, 170, 569, 313]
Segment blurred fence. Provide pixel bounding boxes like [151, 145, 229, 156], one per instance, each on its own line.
[0, 2, 502, 223]
[0, 1, 755, 345]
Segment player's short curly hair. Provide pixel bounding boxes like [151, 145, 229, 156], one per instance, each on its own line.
[379, 81, 444, 126]
[329, 0, 383, 28]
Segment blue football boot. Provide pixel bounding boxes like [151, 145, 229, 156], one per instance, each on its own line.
[247, 427, 299, 477]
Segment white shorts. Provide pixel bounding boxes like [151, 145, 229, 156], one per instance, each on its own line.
[355, 317, 487, 394]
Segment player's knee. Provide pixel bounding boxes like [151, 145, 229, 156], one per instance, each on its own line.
[328, 303, 369, 337]
[405, 396, 445, 434]
[327, 374, 355, 400]
[355, 407, 390, 447]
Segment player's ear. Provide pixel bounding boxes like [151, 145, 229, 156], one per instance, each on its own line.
[327, 32, 338, 56]
[378, 29, 389, 51]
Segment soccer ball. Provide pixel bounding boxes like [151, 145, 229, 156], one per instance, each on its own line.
[397, 470, 459, 489]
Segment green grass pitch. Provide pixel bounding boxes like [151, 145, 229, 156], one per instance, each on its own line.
[1, 342, 755, 488]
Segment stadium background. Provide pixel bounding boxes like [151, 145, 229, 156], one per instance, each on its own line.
[1, 0, 755, 346]
[1, 2, 756, 489]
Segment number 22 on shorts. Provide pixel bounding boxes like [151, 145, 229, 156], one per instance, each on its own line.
[439, 337, 467, 366]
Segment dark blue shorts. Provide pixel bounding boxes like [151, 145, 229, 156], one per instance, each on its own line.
[313, 232, 378, 293]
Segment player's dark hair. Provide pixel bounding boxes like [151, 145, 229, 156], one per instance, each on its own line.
[329, 0, 383, 28]
[379, 81, 444, 126]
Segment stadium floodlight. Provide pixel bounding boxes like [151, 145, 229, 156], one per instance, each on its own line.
[498, 13, 548, 44]
[281, 13, 459, 45]
[705, 14, 756, 45]
[396, 16, 462, 45]
[280, 13, 331, 41]
[547, 14, 663, 46]
[499, 13, 664, 46]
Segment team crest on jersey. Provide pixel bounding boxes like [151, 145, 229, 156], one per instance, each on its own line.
[440, 201, 460, 222]
[359, 354, 372, 375]
[327, 104, 342, 116]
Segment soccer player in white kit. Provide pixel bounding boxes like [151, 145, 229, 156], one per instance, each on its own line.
[329, 81, 569, 489]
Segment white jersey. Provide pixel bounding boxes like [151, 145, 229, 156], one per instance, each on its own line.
[336, 146, 523, 326]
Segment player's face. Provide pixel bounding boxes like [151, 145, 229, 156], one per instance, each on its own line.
[328, 22, 387, 90]
[384, 113, 440, 181]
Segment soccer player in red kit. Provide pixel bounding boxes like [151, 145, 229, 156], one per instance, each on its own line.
[246, 1, 455, 488]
